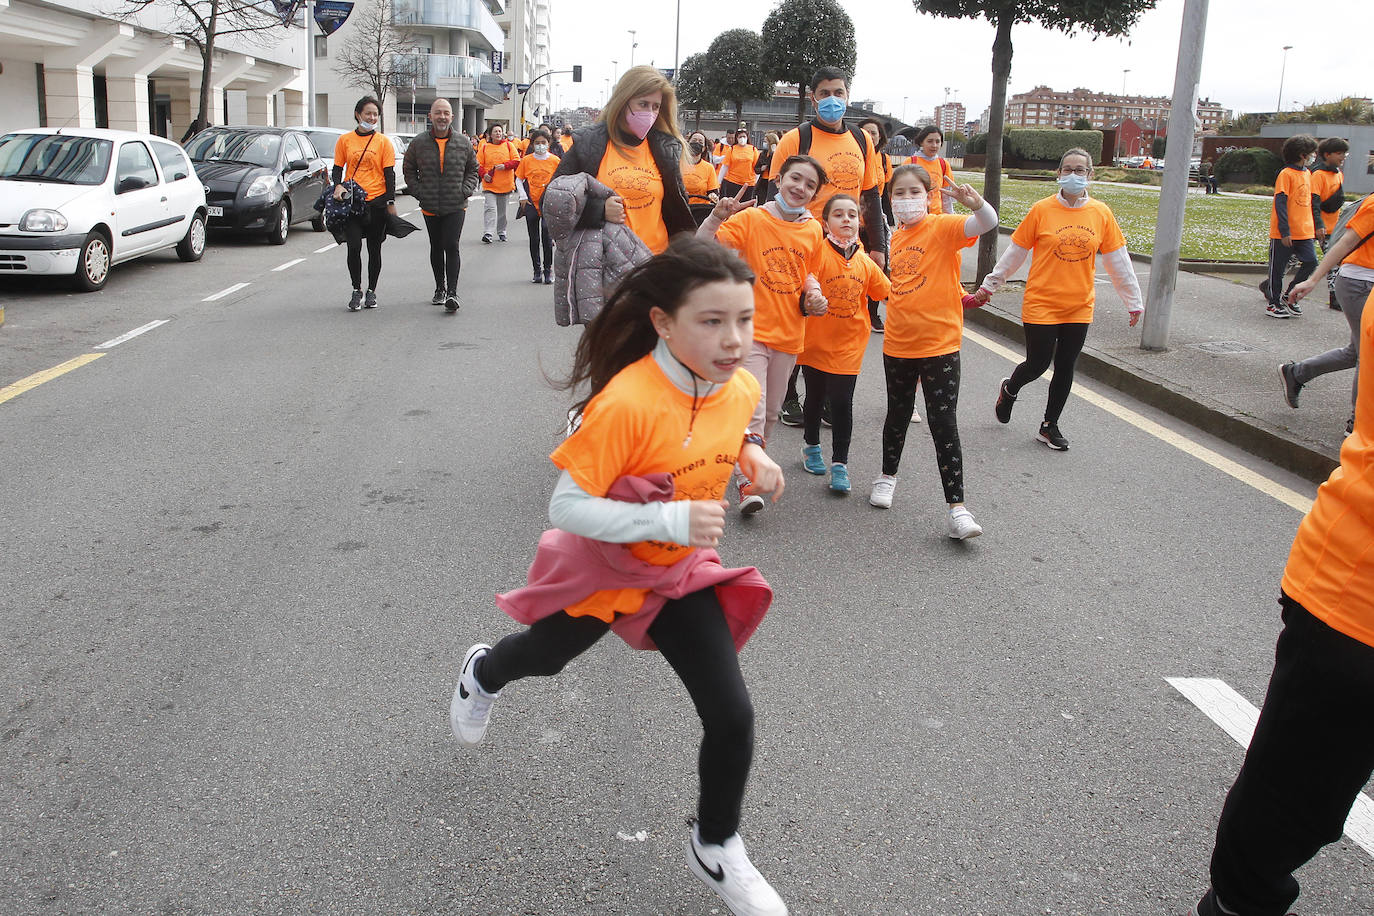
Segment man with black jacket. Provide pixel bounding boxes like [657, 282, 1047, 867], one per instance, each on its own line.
[403, 99, 480, 313]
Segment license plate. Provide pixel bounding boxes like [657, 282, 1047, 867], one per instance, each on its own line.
[207, 206, 223, 217]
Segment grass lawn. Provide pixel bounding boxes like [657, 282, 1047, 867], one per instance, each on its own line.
[956, 173, 1272, 263]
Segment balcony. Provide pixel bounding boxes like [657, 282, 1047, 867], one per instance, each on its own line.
[401, 52, 493, 88]
[392, 0, 504, 51]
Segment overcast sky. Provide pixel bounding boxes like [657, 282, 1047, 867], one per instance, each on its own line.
[546, 0, 1373, 123]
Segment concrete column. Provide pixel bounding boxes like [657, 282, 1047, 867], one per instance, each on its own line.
[43, 67, 97, 128]
[168, 80, 193, 141]
[246, 92, 271, 125]
[281, 88, 304, 126]
[104, 73, 149, 132]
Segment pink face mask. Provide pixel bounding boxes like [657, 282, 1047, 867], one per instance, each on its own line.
[625, 109, 656, 140]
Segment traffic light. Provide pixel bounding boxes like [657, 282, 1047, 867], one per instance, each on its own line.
[572, 65, 582, 82]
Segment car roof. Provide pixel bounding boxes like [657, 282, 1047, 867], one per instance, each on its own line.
[194, 126, 303, 136]
[3, 126, 178, 143]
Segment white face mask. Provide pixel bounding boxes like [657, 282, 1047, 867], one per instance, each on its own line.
[356, 119, 376, 134]
[533, 144, 549, 158]
[892, 197, 928, 225]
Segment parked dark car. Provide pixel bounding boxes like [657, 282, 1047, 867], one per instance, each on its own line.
[185, 127, 328, 244]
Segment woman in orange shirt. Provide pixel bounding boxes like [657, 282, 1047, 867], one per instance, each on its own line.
[331, 96, 398, 311]
[682, 129, 720, 225]
[872, 165, 997, 540]
[910, 126, 955, 215]
[477, 123, 520, 243]
[515, 127, 561, 284]
[718, 127, 758, 201]
[448, 237, 788, 916]
[551, 66, 693, 255]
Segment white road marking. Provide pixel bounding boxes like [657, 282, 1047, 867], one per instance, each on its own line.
[1167, 677, 1374, 858]
[94, 320, 168, 350]
[314, 243, 338, 253]
[272, 258, 306, 271]
[404, 209, 419, 217]
[963, 327, 1314, 514]
[202, 282, 249, 302]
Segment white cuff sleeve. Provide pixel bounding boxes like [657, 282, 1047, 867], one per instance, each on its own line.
[963, 202, 998, 238]
[980, 242, 1031, 294]
[516, 182, 529, 203]
[1102, 247, 1144, 313]
[547, 470, 691, 545]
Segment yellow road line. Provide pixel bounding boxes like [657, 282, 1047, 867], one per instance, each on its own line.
[963, 327, 1315, 514]
[0, 353, 104, 406]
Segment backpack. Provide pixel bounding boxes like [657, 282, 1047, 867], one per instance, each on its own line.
[797, 122, 873, 163]
[1330, 196, 1373, 250]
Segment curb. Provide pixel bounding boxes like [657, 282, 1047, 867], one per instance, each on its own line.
[962, 305, 1340, 485]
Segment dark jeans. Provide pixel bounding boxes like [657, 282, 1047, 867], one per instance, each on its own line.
[423, 210, 465, 293]
[1267, 238, 1317, 306]
[524, 205, 553, 272]
[1208, 595, 1374, 916]
[343, 200, 388, 291]
[720, 179, 755, 202]
[801, 366, 858, 463]
[476, 587, 754, 845]
[881, 351, 963, 503]
[1007, 322, 1091, 426]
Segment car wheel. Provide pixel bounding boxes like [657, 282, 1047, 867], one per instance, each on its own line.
[268, 200, 289, 245]
[73, 231, 111, 292]
[177, 212, 207, 262]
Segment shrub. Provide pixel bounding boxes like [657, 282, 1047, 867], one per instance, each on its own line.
[1121, 170, 1157, 185]
[1096, 168, 1127, 182]
[1005, 129, 1103, 164]
[1215, 147, 1283, 186]
[967, 133, 987, 154]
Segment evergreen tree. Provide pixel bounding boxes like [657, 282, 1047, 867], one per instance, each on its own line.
[762, 0, 858, 124]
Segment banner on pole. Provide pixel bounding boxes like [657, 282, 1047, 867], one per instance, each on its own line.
[313, 1, 354, 36]
[270, 0, 302, 26]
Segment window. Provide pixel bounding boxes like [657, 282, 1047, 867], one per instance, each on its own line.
[283, 133, 306, 163]
[115, 141, 158, 191]
[151, 141, 190, 181]
[0, 132, 112, 184]
[314, 35, 328, 58]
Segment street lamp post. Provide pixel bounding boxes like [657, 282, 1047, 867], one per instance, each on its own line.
[611, 60, 618, 86]
[628, 31, 637, 68]
[1276, 45, 1293, 112]
[1122, 68, 1131, 95]
[902, 96, 908, 123]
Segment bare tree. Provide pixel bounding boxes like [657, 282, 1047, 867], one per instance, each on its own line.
[333, 0, 421, 131]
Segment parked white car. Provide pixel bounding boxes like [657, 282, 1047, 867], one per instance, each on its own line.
[0, 128, 207, 291]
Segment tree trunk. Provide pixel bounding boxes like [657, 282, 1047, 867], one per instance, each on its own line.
[197, 1, 218, 127]
[977, 14, 1014, 284]
[694, 109, 701, 131]
[734, 100, 742, 125]
[796, 83, 806, 124]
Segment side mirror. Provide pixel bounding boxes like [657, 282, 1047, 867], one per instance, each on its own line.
[286, 159, 309, 172]
[116, 175, 150, 193]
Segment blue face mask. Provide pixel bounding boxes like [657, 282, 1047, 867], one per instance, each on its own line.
[1057, 173, 1089, 195]
[774, 196, 808, 217]
[815, 96, 846, 123]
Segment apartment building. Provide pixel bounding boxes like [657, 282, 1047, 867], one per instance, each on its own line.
[486, 0, 552, 134]
[931, 102, 965, 135]
[1005, 85, 1229, 131]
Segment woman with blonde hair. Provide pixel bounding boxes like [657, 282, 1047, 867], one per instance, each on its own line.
[552, 65, 694, 254]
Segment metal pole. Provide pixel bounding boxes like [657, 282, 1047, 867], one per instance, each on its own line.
[673, 0, 680, 74]
[1140, 0, 1209, 351]
[304, 0, 315, 126]
[1276, 45, 1292, 113]
[1122, 69, 1130, 95]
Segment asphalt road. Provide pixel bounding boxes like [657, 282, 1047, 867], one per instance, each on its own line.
[2, 210, 1370, 915]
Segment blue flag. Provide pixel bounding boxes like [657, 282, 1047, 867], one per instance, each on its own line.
[314, 0, 354, 36]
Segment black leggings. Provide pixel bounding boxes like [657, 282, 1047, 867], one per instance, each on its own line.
[343, 201, 388, 291]
[801, 366, 857, 464]
[423, 210, 465, 293]
[524, 206, 553, 272]
[1007, 322, 1090, 426]
[881, 351, 963, 503]
[476, 587, 754, 845]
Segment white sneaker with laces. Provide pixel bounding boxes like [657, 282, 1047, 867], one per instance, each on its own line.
[947, 506, 983, 540]
[686, 823, 788, 916]
[738, 478, 765, 515]
[450, 643, 499, 745]
[869, 475, 897, 508]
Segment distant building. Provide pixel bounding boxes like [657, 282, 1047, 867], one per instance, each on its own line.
[487, 0, 552, 135]
[1005, 85, 1229, 131]
[932, 101, 965, 135]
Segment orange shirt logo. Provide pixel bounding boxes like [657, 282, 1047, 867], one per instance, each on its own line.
[890, 243, 930, 296]
[822, 149, 863, 193]
[604, 163, 656, 212]
[759, 245, 806, 295]
[1052, 226, 1098, 263]
[821, 274, 865, 318]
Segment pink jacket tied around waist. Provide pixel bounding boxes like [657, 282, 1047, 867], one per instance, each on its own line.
[495, 474, 773, 651]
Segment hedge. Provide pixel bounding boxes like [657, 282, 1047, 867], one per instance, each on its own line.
[1216, 147, 1283, 186]
[1006, 129, 1103, 164]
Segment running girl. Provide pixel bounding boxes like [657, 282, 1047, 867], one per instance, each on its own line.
[449, 237, 788, 916]
[698, 155, 829, 515]
[973, 147, 1143, 450]
[514, 127, 560, 284]
[910, 126, 954, 215]
[872, 165, 998, 540]
[797, 193, 891, 493]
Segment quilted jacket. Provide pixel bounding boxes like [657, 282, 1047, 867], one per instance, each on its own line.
[402, 130, 479, 216]
[542, 172, 651, 327]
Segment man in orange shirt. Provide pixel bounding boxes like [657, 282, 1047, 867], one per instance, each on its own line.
[1310, 137, 1348, 309]
[1188, 294, 1374, 916]
[477, 123, 520, 243]
[1264, 134, 1319, 318]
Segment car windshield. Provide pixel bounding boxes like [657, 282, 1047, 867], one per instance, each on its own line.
[0, 133, 113, 185]
[304, 131, 348, 160]
[186, 130, 281, 168]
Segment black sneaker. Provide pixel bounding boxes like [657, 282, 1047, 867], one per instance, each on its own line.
[1279, 361, 1302, 408]
[431, 287, 446, 306]
[445, 292, 460, 313]
[871, 312, 884, 333]
[1037, 421, 1069, 451]
[498, 232, 507, 242]
[347, 289, 363, 311]
[995, 378, 1016, 424]
[778, 397, 803, 427]
[1287, 299, 1302, 316]
[532, 269, 543, 284]
[543, 269, 553, 285]
[1347, 415, 1355, 436]
[481, 233, 493, 244]
[1330, 291, 1342, 310]
[363, 290, 378, 309]
[1258, 277, 1271, 301]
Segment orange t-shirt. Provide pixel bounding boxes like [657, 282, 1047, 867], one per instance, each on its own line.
[515, 154, 561, 210]
[1311, 168, 1344, 234]
[722, 144, 759, 185]
[517, 137, 530, 155]
[1010, 195, 1127, 325]
[597, 140, 668, 254]
[561, 134, 574, 151]
[1269, 166, 1315, 240]
[683, 158, 720, 203]
[1281, 289, 1374, 648]
[477, 138, 520, 194]
[884, 214, 977, 359]
[549, 354, 760, 621]
[715, 207, 825, 354]
[333, 130, 395, 203]
[799, 243, 892, 375]
[771, 123, 882, 220]
[911, 155, 954, 214]
[1340, 195, 1374, 271]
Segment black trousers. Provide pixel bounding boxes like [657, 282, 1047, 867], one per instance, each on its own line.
[423, 210, 465, 293]
[1007, 322, 1091, 426]
[343, 200, 388, 291]
[881, 351, 963, 502]
[477, 587, 754, 845]
[1267, 238, 1317, 306]
[720, 179, 755, 202]
[801, 366, 858, 464]
[1209, 595, 1374, 915]
[524, 205, 553, 272]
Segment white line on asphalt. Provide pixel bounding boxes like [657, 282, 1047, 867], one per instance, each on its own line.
[202, 282, 249, 302]
[404, 209, 419, 217]
[314, 243, 337, 253]
[962, 327, 1314, 514]
[272, 258, 306, 271]
[94, 320, 169, 350]
[1167, 677, 1374, 858]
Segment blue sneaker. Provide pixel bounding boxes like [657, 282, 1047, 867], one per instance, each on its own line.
[829, 463, 850, 492]
[801, 444, 825, 475]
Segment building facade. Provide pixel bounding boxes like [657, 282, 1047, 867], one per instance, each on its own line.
[932, 102, 965, 135]
[485, 0, 552, 135]
[1005, 85, 1229, 131]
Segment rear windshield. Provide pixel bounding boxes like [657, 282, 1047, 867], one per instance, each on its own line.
[186, 130, 282, 168]
[0, 133, 113, 185]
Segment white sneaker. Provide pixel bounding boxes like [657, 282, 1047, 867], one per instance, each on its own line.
[910, 408, 922, 424]
[869, 475, 897, 508]
[947, 506, 983, 540]
[686, 823, 789, 916]
[450, 643, 499, 745]
[738, 478, 765, 515]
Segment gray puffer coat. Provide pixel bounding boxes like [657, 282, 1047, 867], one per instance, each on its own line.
[542, 173, 651, 326]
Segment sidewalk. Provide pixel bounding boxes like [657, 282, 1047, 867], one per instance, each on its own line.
[960, 235, 1352, 484]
